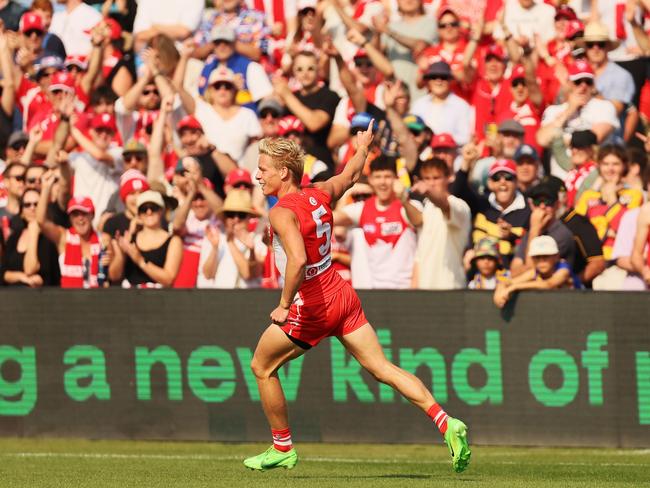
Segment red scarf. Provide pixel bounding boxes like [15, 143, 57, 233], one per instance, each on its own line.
[60, 228, 101, 288]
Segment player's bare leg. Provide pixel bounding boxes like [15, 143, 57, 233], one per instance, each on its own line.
[338, 323, 471, 473]
[244, 324, 305, 471]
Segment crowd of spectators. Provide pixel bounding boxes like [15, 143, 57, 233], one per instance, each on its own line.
[0, 0, 649, 302]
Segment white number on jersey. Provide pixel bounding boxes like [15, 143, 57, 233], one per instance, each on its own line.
[311, 205, 332, 257]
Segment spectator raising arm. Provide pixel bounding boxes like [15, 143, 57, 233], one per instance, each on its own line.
[147, 94, 171, 183]
[80, 22, 108, 97]
[384, 80, 418, 172]
[0, 31, 15, 119]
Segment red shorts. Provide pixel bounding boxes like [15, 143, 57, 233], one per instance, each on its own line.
[280, 282, 368, 348]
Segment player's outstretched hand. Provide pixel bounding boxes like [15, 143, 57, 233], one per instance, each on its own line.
[270, 305, 290, 325]
[356, 119, 375, 151]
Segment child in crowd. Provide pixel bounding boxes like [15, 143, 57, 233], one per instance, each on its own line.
[468, 237, 508, 290]
[493, 235, 580, 308]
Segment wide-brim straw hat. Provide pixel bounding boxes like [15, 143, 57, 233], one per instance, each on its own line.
[216, 189, 259, 217]
[576, 22, 620, 51]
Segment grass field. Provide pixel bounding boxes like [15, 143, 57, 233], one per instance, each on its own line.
[0, 438, 648, 488]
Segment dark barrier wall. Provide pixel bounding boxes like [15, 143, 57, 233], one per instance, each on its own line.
[1, 289, 649, 447]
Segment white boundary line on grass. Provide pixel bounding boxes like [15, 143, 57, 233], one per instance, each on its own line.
[1, 452, 647, 467]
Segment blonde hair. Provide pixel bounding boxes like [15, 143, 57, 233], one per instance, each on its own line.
[258, 137, 305, 184]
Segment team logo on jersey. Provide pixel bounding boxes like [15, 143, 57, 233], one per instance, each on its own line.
[309, 197, 317, 206]
[381, 222, 403, 236]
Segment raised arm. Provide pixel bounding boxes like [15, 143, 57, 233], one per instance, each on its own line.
[315, 120, 374, 202]
[0, 32, 15, 117]
[268, 206, 307, 324]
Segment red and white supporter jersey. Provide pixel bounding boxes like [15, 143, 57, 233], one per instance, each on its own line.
[272, 186, 345, 300]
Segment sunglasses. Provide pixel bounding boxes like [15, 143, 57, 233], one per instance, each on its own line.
[26, 176, 41, 184]
[511, 78, 526, 88]
[425, 75, 450, 81]
[224, 211, 249, 219]
[214, 39, 233, 46]
[516, 158, 536, 166]
[192, 193, 206, 201]
[124, 153, 145, 162]
[138, 203, 161, 214]
[212, 81, 234, 91]
[572, 78, 594, 87]
[259, 109, 279, 119]
[490, 172, 515, 182]
[25, 29, 44, 37]
[232, 182, 252, 189]
[354, 59, 373, 68]
[352, 193, 373, 202]
[10, 142, 27, 151]
[142, 88, 159, 96]
[438, 21, 460, 28]
[66, 65, 85, 73]
[22, 202, 38, 208]
[39, 70, 57, 79]
[532, 197, 556, 206]
[586, 41, 607, 49]
[9, 174, 25, 181]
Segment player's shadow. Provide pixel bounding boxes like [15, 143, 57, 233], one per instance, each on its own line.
[292, 474, 432, 480]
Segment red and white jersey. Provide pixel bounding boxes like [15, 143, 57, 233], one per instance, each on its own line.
[272, 186, 345, 301]
[16, 77, 51, 130]
[343, 196, 417, 289]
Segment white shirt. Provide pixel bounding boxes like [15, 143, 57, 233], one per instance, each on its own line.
[499, 0, 556, 44]
[50, 3, 102, 56]
[411, 93, 474, 146]
[194, 99, 262, 162]
[415, 196, 471, 290]
[243, 62, 274, 102]
[197, 232, 266, 288]
[132, 0, 204, 34]
[69, 147, 123, 226]
[541, 97, 619, 179]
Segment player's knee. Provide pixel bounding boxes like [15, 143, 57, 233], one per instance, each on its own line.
[250, 356, 272, 380]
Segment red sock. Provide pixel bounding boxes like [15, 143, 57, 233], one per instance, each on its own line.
[427, 403, 449, 435]
[272, 427, 292, 452]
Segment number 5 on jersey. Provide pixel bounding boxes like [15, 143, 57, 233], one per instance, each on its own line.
[311, 205, 331, 257]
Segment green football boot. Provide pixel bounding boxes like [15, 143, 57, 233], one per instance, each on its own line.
[243, 446, 298, 471]
[444, 417, 471, 473]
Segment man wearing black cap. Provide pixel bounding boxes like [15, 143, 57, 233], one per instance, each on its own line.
[510, 178, 576, 278]
[412, 61, 473, 147]
[563, 129, 598, 208]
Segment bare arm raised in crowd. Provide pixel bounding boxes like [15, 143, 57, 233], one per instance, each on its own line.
[384, 80, 418, 171]
[316, 121, 374, 203]
[0, 31, 15, 118]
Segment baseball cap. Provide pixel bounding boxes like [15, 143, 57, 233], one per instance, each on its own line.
[49, 71, 76, 93]
[225, 168, 253, 187]
[570, 130, 597, 148]
[278, 115, 305, 136]
[34, 55, 64, 75]
[123, 139, 147, 154]
[64, 55, 88, 71]
[565, 20, 585, 40]
[91, 112, 118, 131]
[8, 131, 29, 147]
[529, 235, 560, 257]
[136, 190, 165, 210]
[514, 144, 539, 162]
[485, 44, 506, 61]
[207, 66, 236, 86]
[177, 115, 203, 132]
[437, 6, 459, 19]
[510, 65, 526, 82]
[67, 196, 95, 215]
[498, 119, 525, 136]
[119, 170, 149, 201]
[257, 98, 284, 116]
[423, 61, 452, 79]
[19, 11, 44, 33]
[431, 133, 457, 149]
[211, 25, 236, 43]
[488, 159, 517, 177]
[473, 237, 500, 260]
[526, 179, 560, 204]
[84, 17, 122, 41]
[403, 114, 426, 132]
[568, 59, 594, 81]
[555, 5, 577, 21]
[350, 112, 375, 131]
